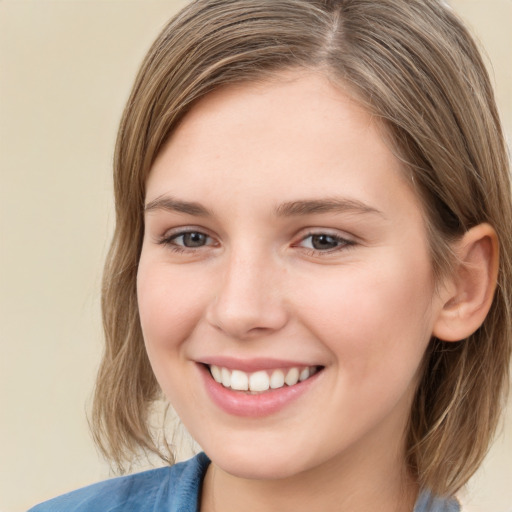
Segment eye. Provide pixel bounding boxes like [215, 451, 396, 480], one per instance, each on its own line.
[297, 233, 354, 253]
[158, 230, 216, 252]
[173, 231, 210, 248]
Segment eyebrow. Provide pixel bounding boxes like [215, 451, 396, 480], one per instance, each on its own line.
[144, 195, 384, 218]
[273, 198, 385, 218]
[144, 196, 213, 217]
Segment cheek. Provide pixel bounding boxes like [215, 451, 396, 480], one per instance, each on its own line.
[296, 256, 436, 382]
[137, 259, 209, 355]
[136, 259, 214, 412]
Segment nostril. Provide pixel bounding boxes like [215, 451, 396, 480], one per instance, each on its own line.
[205, 303, 289, 341]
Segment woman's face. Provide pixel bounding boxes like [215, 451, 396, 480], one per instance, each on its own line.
[138, 72, 446, 480]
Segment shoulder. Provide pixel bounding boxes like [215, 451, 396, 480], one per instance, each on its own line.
[27, 452, 210, 512]
[414, 490, 461, 512]
[27, 466, 171, 512]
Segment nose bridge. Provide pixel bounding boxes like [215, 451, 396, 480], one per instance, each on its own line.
[206, 242, 288, 339]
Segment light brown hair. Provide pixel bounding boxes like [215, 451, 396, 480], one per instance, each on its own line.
[92, 0, 512, 497]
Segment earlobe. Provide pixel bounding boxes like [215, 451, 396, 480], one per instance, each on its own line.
[432, 223, 499, 342]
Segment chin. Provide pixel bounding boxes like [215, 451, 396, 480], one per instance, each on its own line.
[203, 442, 314, 481]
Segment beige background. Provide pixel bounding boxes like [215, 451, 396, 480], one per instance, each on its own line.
[0, 1, 510, 511]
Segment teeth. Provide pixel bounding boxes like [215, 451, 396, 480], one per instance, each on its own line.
[221, 367, 231, 388]
[285, 367, 299, 386]
[230, 370, 249, 391]
[269, 369, 285, 389]
[208, 365, 319, 392]
[210, 365, 222, 383]
[299, 367, 310, 382]
[249, 371, 270, 392]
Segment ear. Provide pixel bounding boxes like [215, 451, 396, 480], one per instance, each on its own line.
[433, 223, 499, 342]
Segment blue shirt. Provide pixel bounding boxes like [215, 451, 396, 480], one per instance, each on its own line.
[28, 452, 460, 512]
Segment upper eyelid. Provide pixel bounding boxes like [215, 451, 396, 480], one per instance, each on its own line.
[298, 232, 351, 242]
[159, 229, 216, 245]
[155, 226, 358, 246]
[295, 227, 356, 242]
[159, 226, 214, 239]
[295, 233, 355, 250]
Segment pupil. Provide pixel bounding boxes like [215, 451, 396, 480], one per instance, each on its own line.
[183, 232, 206, 247]
[312, 234, 338, 250]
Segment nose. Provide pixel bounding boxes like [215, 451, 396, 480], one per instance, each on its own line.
[205, 248, 289, 340]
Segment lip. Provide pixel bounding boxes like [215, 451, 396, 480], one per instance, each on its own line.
[199, 356, 319, 373]
[197, 362, 323, 418]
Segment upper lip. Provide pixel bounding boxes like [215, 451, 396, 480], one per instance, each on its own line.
[197, 356, 322, 373]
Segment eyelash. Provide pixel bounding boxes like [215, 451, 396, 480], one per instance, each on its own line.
[157, 230, 217, 254]
[157, 229, 356, 256]
[296, 232, 356, 255]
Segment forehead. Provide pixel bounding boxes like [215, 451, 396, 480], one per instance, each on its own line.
[147, 71, 422, 225]
[160, 71, 381, 166]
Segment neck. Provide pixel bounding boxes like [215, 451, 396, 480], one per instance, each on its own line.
[200, 434, 418, 512]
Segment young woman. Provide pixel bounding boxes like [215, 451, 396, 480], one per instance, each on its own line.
[30, 1, 512, 511]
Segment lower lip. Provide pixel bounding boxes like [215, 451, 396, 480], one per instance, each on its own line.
[198, 364, 322, 417]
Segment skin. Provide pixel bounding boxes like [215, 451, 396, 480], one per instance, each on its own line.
[137, 71, 453, 512]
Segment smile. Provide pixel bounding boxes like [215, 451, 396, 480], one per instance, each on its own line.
[199, 361, 324, 417]
[208, 365, 320, 393]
